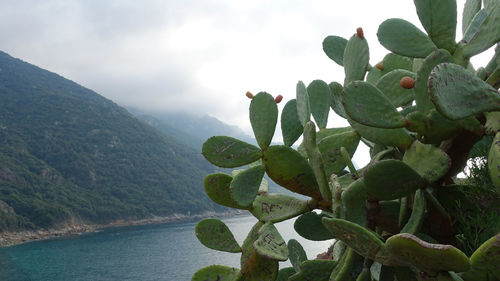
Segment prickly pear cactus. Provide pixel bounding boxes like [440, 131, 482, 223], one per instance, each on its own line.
[193, 1, 500, 280]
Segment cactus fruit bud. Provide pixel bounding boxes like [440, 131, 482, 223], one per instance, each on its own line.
[246, 91, 254, 99]
[400, 76, 415, 89]
[275, 95, 283, 103]
[375, 63, 384, 70]
[356, 27, 364, 39]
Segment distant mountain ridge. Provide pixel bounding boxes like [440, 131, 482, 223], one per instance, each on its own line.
[0, 50, 226, 231]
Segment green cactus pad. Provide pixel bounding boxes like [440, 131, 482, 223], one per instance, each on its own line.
[289, 259, 337, 281]
[249, 92, 278, 150]
[413, 0, 457, 52]
[348, 119, 413, 149]
[462, 9, 487, 44]
[253, 223, 289, 261]
[202, 136, 262, 168]
[288, 239, 308, 272]
[375, 69, 416, 107]
[330, 247, 364, 281]
[400, 189, 426, 234]
[204, 173, 249, 210]
[239, 221, 279, 280]
[296, 81, 311, 126]
[276, 267, 296, 281]
[364, 159, 426, 200]
[250, 193, 309, 223]
[343, 33, 370, 85]
[342, 81, 406, 129]
[366, 66, 383, 85]
[415, 49, 453, 115]
[485, 111, 500, 134]
[307, 80, 331, 129]
[192, 265, 240, 281]
[429, 63, 500, 120]
[321, 218, 403, 266]
[329, 81, 347, 118]
[461, 233, 500, 281]
[385, 233, 471, 273]
[377, 18, 437, 58]
[341, 179, 367, 226]
[195, 218, 242, 253]
[230, 165, 265, 207]
[488, 132, 500, 191]
[403, 140, 451, 182]
[317, 130, 360, 176]
[294, 212, 333, 241]
[322, 35, 348, 66]
[281, 99, 303, 147]
[263, 145, 321, 199]
[356, 268, 371, 281]
[462, 1, 500, 57]
[462, 0, 482, 36]
[367, 53, 413, 85]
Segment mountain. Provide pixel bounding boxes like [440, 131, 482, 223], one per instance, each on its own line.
[0, 51, 226, 231]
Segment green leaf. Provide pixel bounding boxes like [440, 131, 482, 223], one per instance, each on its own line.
[195, 218, 242, 253]
[230, 165, 265, 207]
[202, 136, 262, 168]
[348, 119, 413, 149]
[204, 173, 249, 210]
[343, 33, 370, 85]
[386, 233, 471, 273]
[294, 212, 333, 241]
[323, 35, 348, 66]
[329, 81, 347, 118]
[462, 1, 500, 57]
[364, 159, 426, 200]
[263, 145, 321, 199]
[377, 18, 437, 58]
[488, 132, 500, 191]
[250, 92, 278, 149]
[414, 0, 457, 52]
[375, 69, 416, 107]
[429, 63, 500, 120]
[462, 0, 482, 36]
[296, 81, 311, 126]
[307, 80, 331, 129]
[403, 140, 451, 182]
[318, 130, 360, 176]
[289, 260, 337, 281]
[343, 81, 406, 129]
[192, 265, 240, 281]
[322, 218, 403, 266]
[288, 239, 307, 272]
[461, 233, 500, 281]
[250, 193, 309, 223]
[281, 99, 303, 147]
[253, 223, 289, 261]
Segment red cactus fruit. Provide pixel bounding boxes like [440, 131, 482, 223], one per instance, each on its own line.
[356, 27, 364, 39]
[246, 91, 254, 99]
[400, 77, 415, 89]
[275, 95, 283, 103]
[375, 63, 384, 70]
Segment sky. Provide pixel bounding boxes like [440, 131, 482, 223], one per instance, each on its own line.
[0, 0, 492, 166]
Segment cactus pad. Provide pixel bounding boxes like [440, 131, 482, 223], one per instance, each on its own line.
[342, 81, 406, 129]
[253, 223, 289, 261]
[341, 179, 367, 226]
[202, 136, 262, 168]
[461, 233, 500, 281]
[375, 69, 417, 107]
[413, 0, 457, 52]
[250, 193, 309, 223]
[276, 267, 296, 281]
[462, 8, 487, 44]
[192, 265, 240, 281]
[296, 81, 311, 126]
[230, 165, 266, 207]
[287, 239, 308, 272]
[462, 0, 482, 36]
[263, 145, 321, 199]
[329, 81, 347, 118]
[364, 159, 426, 200]
[386, 233, 470, 273]
[281, 99, 303, 147]
[461, 1, 500, 57]
[377, 18, 437, 58]
[307, 80, 331, 129]
[348, 119, 413, 149]
[317, 130, 360, 176]
[485, 111, 500, 134]
[195, 218, 242, 253]
[429, 63, 500, 120]
[294, 212, 333, 241]
[250, 92, 278, 149]
[400, 189, 426, 234]
[488, 132, 500, 191]
[204, 173, 249, 210]
[343, 33, 370, 85]
[322, 35, 348, 66]
[402, 140, 451, 182]
[289, 259, 337, 281]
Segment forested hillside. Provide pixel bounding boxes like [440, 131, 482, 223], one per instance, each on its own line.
[0, 51, 226, 231]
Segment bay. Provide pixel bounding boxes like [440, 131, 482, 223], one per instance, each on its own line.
[0, 215, 332, 281]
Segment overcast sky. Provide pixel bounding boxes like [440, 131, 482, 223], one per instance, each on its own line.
[0, 0, 492, 165]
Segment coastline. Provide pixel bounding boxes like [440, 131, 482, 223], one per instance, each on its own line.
[0, 210, 245, 248]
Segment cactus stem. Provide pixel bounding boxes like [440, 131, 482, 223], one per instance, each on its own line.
[340, 146, 359, 178]
[330, 175, 343, 218]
